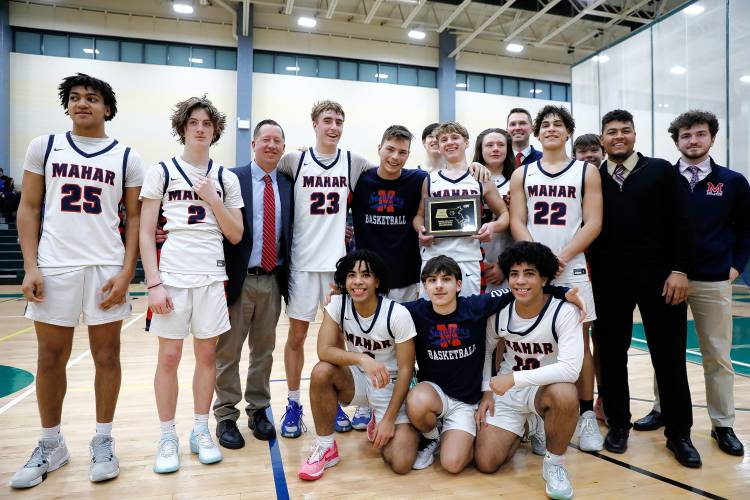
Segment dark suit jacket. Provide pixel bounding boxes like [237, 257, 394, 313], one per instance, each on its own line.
[520, 146, 544, 166]
[224, 164, 293, 306]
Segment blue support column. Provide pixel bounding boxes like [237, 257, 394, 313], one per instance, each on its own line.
[235, 3, 253, 166]
[0, 1, 10, 176]
[437, 31, 456, 122]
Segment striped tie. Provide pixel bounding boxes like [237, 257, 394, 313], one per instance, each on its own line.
[613, 164, 626, 187]
[688, 166, 700, 191]
[260, 175, 276, 272]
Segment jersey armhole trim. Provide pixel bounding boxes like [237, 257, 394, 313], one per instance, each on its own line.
[218, 166, 225, 200]
[386, 300, 396, 339]
[122, 147, 131, 193]
[42, 135, 55, 172]
[159, 162, 169, 196]
[347, 151, 353, 193]
[293, 151, 306, 184]
[551, 300, 565, 344]
[581, 161, 588, 200]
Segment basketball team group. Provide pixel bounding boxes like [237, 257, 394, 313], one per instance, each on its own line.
[9, 72, 750, 500]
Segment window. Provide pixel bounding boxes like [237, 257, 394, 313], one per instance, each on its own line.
[551, 83, 567, 102]
[95, 39, 119, 61]
[339, 61, 357, 81]
[253, 52, 273, 73]
[274, 54, 297, 75]
[358, 62, 378, 82]
[190, 47, 215, 68]
[378, 64, 397, 84]
[398, 66, 418, 86]
[168, 45, 190, 66]
[144, 44, 167, 65]
[298, 56, 317, 77]
[456, 72, 467, 90]
[70, 36, 94, 59]
[216, 49, 237, 70]
[15, 31, 41, 54]
[418, 68, 436, 88]
[535, 81, 550, 99]
[502, 78, 519, 97]
[319, 59, 338, 79]
[42, 33, 68, 57]
[485, 76, 502, 94]
[519, 79, 535, 97]
[467, 73, 484, 93]
[121, 41, 143, 63]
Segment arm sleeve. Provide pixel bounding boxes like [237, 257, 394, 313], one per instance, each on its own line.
[731, 174, 750, 272]
[391, 303, 417, 343]
[276, 151, 301, 178]
[323, 294, 343, 326]
[483, 285, 569, 316]
[23, 136, 47, 175]
[139, 165, 166, 200]
[124, 150, 145, 187]
[349, 152, 375, 190]
[512, 303, 583, 388]
[223, 172, 245, 209]
[482, 315, 501, 391]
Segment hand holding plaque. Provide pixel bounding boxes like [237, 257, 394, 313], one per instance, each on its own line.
[423, 195, 481, 238]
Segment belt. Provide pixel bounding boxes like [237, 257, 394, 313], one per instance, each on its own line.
[247, 266, 274, 276]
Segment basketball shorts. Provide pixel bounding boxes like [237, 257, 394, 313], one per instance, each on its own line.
[387, 284, 419, 303]
[419, 260, 481, 299]
[25, 265, 131, 327]
[484, 385, 541, 437]
[424, 381, 479, 436]
[149, 282, 230, 339]
[552, 278, 596, 322]
[345, 367, 410, 425]
[286, 270, 335, 322]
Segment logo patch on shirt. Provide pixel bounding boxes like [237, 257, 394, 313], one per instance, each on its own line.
[706, 182, 723, 196]
[217, 260, 225, 268]
[573, 268, 587, 276]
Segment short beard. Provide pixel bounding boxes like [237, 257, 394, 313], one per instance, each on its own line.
[680, 148, 709, 161]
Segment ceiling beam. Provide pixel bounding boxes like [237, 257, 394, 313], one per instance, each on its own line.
[534, 0, 606, 46]
[325, 0, 339, 19]
[401, 0, 426, 29]
[503, 0, 562, 42]
[364, 0, 384, 24]
[448, 0, 516, 58]
[284, 0, 294, 16]
[572, 0, 651, 47]
[437, 0, 471, 33]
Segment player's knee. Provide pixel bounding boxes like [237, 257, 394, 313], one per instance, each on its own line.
[440, 452, 468, 474]
[544, 383, 578, 412]
[286, 330, 308, 350]
[387, 456, 413, 475]
[91, 348, 120, 370]
[310, 361, 336, 387]
[159, 349, 182, 371]
[474, 449, 502, 474]
[37, 347, 67, 371]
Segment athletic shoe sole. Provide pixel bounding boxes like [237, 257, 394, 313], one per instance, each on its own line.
[90, 466, 120, 483]
[298, 457, 340, 481]
[9, 453, 70, 489]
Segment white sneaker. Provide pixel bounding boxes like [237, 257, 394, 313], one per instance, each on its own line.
[543, 458, 574, 500]
[529, 414, 546, 456]
[9, 436, 70, 488]
[412, 435, 440, 470]
[89, 435, 120, 482]
[576, 411, 604, 452]
[190, 429, 223, 464]
[154, 433, 180, 474]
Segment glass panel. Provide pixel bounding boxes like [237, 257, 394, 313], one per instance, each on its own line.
[339, 61, 357, 81]
[358, 62, 378, 82]
[456, 72, 467, 91]
[398, 66, 418, 86]
[298, 56, 317, 77]
[253, 52, 273, 73]
[467, 73, 484, 93]
[167, 45, 190, 66]
[144, 43, 167, 65]
[14, 31, 41, 55]
[318, 59, 338, 79]
[42, 34, 68, 57]
[551, 83, 567, 102]
[519, 79, 535, 97]
[485, 76, 501, 94]
[377, 63, 397, 84]
[274, 54, 297, 75]
[190, 47, 215, 68]
[502, 77, 518, 96]
[571, 58, 599, 139]
[95, 39, 119, 61]
[70, 36, 94, 59]
[121, 41, 143, 63]
[216, 49, 237, 70]
[418, 68, 436, 88]
[535, 81, 550, 100]
[730, 0, 750, 178]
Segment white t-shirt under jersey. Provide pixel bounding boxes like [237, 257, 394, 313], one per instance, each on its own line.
[23, 133, 144, 275]
[140, 157, 243, 287]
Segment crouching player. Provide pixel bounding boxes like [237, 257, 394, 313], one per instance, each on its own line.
[298, 250, 419, 480]
[475, 242, 583, 500]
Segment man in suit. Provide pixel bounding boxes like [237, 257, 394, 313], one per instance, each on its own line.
[589, 109, 700, 468]
[507, 108, 543, 168]
[213, 119, 293, 448]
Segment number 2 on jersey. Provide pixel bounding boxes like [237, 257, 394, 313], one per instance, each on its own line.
[60, 184, 102, 214]
[533, 201, 567, 226]
[310, 192, 340, 214]
[187, 205, 206, 224]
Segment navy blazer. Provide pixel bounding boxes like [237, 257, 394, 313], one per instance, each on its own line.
[520, 146, 544, 166]
[224, 164, 293, 306]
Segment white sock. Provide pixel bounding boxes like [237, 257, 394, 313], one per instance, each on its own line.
[288, 390, 301, 403]
[160, 419, 176, 435]
[41, 425, 61, 440]
[423, 427, 439, 440]
[194, 413, 209, 432]
[544, 451, 565, 465]
[95, 422, 113, 437]
[317, 434, 335, 450]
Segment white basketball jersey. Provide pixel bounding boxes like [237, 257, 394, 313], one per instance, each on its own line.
[291, 148, 351, 272]
[490, 297, 566, 374]
[422, 170, 482, 263]
[481, 174, 513, 272]
[325, 294, 416, 376]
[36, 133, 135, 269]
[139, 157, 243, 279]
[524, 159, 589, 283]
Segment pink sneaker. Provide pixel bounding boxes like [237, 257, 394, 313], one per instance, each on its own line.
[297, 441, 340, 481]
[366, 411, 376, 443]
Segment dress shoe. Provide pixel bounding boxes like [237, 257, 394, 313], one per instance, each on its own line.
[711, 427, 744, 456]
[666, 437, 702, 468]
[216, 419, 245, 450]
[250, 408, 277, 441]
[604, 427, 629, 454]
[633, 410, 664, 431]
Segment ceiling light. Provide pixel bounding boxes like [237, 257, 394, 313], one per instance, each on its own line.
[298, 16, 317, 28]
[189, 58, 204, 64]
[83, 48, 100, 54]
[593, 55, 609, 63]
[408, 30, 426, 40]
[456, 82, 467, 88]
[286, 66, 299, 72]
[375, 73, 389, 79]
[529, 89, 542, 94]
[506, 43, 524, 53]
[739, 75, 750, 84]
[670, 65, 687, 75]
[684, 4, 705, 15]
[173, 2, 194, 14]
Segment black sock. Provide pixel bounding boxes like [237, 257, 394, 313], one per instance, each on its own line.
[580, 399, 594, 415]
[596, 386, 602, 397]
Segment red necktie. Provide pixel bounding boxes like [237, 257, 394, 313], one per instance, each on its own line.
[260, 175, 276, 272]
[515, 151, 523, 168]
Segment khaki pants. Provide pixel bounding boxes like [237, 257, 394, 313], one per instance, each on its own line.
[213, 273, 281, 422]
[653, 279, 735, 427]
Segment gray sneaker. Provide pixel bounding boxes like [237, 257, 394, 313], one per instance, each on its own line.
[529, 414, 547, 456]
[89, 435, 120, 482]
[9, 437, 70, 488]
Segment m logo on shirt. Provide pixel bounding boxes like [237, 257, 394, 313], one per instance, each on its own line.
[430, 323, 470, 348]
[369, 189, 404, 213]
[706, 182, 723, 196]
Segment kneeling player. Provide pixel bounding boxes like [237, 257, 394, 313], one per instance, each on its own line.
[140, 97, 244, 473]
[475, 242, 582, 500]
[298, 250, 419, 480]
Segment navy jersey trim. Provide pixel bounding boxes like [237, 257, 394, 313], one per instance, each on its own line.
[536, 158, 577, 179]
[496, 176, 510, 190]
[352, 295, 384, 335]
[159, 162, 169, 195]
[550, 300, 565, 344]
[386, 300, 396, 339]
[218, 166, 225, 200]
[121, 147, 131, 193]
[65, 131, 119, 158]
[505, 295, 554, 336]
[437, 169, 471, 184]
[347, 151, 353, 193]
[293, 150, 306, 184]
[42, 135, 55, 170]
[309, 147, 342, 170]
[171, 157, 213, 188]
[581, 161, 588, 199]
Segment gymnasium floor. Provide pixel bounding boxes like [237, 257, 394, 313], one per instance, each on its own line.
[0, 285, 748, 499]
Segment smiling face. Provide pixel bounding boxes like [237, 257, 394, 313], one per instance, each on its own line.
[575, 145, 604, 167]
[423, 272, 461, 308]
[508, 262, 547, 307]
[183, 108, 215, 150]
[481, 131, 508, 169]
[67, 85, 110, 129]
[313, 109, 345, 150]
[252, 124, 285, 169]
[423, 132, 440, 156]
[507, 112, 533, 149]
[438, 131, 469, 164]
[378, 137, 410, 179]
[345, 260, 380, 305]
[537, 113, 571, 151]
[676, 122, 714, 162]
[601, 120, 636, 163]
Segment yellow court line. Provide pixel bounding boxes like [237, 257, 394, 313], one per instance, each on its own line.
[0, 325, 34, 342]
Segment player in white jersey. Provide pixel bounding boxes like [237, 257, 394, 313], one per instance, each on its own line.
[415, 121, 509, 297]
[472, 128, 516, 293]
[509, 105, 604, 452]
[297, 250, 418, 481]
[13, 74, 144, 489]
[273, 100, 373, 438]
[140, 97, 243, 474]
[475, 242, 583, 500]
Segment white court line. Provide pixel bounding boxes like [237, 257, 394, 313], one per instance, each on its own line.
[632, 336, 750, 368]
[0, 313, 145, 416]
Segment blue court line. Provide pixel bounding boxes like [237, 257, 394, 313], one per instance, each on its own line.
[264, 406, 290, 500]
